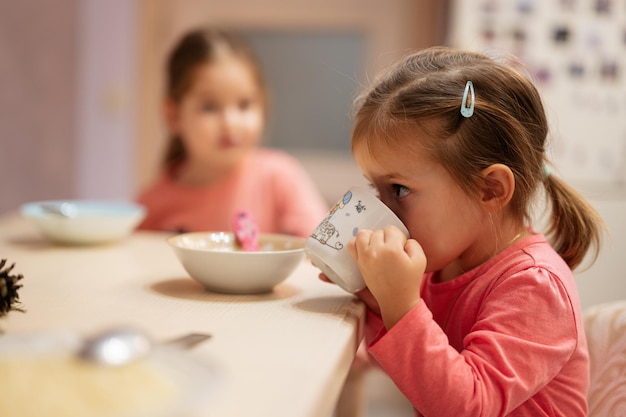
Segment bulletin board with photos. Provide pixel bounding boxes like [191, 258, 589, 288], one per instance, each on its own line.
[449, 0, 626, 184]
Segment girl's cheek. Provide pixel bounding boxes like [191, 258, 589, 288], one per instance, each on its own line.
[382, 199, 404, 220]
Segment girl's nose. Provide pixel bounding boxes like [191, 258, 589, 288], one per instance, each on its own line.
[219, 109, 242, 145]
[222, 108, 240, 128]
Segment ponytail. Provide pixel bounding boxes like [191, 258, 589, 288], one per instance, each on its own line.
[543, 174, 605, 270]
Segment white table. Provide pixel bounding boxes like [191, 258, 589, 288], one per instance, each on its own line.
[0, 213, 365, 417]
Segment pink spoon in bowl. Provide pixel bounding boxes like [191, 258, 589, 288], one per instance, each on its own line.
[232, 210, 260, 251]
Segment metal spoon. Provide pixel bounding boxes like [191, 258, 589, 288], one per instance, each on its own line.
[78, 327, 212, 367]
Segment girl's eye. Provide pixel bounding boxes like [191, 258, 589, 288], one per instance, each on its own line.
[238, 99, 252, 111]
[201, 102, 218, 112]
[392, 184, 410, 198]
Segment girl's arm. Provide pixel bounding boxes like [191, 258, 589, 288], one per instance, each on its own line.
[366, 268, 583, 417]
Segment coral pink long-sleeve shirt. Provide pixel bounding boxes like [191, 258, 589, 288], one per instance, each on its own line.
[136, 148, 328, 238]
[365, 234, 588, 417]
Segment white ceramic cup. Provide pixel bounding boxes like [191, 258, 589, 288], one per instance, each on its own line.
[305, 186, 409, 293]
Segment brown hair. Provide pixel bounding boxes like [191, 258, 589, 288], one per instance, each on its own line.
[162, 28, 267, 165]
[352, 46, 604, 270]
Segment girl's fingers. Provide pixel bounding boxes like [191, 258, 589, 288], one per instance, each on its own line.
[352, 226, 410, 257]
[384, 226, 409, 248]
[347, 235, 359, 260]
[368, 229, 386, 247]
[366, 226, 408, 250]
[404, 238, 422, 257]
[352, 229, 372, 259]
[318, 272, 332, 283]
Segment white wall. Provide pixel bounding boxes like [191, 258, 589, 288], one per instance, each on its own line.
[0, 0, 139, 214]
[0, 0, 77, 214]
[572, 183, 626, 310]
[75, 0, 138, 200]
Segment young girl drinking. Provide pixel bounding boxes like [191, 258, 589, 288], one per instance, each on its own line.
[344, 47, 604, 416]
[137, 28, 327, 237]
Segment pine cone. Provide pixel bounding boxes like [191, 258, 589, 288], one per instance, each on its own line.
[0, 259, 24, 317]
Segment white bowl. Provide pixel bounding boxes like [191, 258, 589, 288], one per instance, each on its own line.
[21, 200, 146, 245]
[168, 232, 305, 294]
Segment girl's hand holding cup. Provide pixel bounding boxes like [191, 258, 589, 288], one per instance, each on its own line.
[349, 226, 425, 328]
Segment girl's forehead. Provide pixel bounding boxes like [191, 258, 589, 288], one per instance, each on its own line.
[197, 56, 255, 80]
[189, 57, 261, 94]
[354, 128, 429, 161]
[353, 139, 436, 178]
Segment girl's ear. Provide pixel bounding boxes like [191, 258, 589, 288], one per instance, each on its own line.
[479, 164, 515, 212]
[163, 98, 179, 134]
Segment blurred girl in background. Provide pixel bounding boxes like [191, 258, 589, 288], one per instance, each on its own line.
[137, 28, 327, 237]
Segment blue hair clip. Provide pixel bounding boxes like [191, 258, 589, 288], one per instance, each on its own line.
[542, 162, 552, 178]
[460, 81, 475, 118]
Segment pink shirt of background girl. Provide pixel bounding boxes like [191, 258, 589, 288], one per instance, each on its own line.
[137, 148, 328, 238]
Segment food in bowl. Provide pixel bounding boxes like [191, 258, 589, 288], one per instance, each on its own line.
[0, 353, 178, 417]
[168, 232, 305, 294]
[21, 200, 146, 245]
[0, 332, 216, 417]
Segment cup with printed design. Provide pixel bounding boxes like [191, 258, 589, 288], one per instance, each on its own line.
[305, 186, 409, 293]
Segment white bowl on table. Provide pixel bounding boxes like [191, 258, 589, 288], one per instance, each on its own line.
[167, 232, 305, 294]
[20, 200, 146, 245]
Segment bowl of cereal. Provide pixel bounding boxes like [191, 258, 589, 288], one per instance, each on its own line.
[167, 232, 305, 294]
